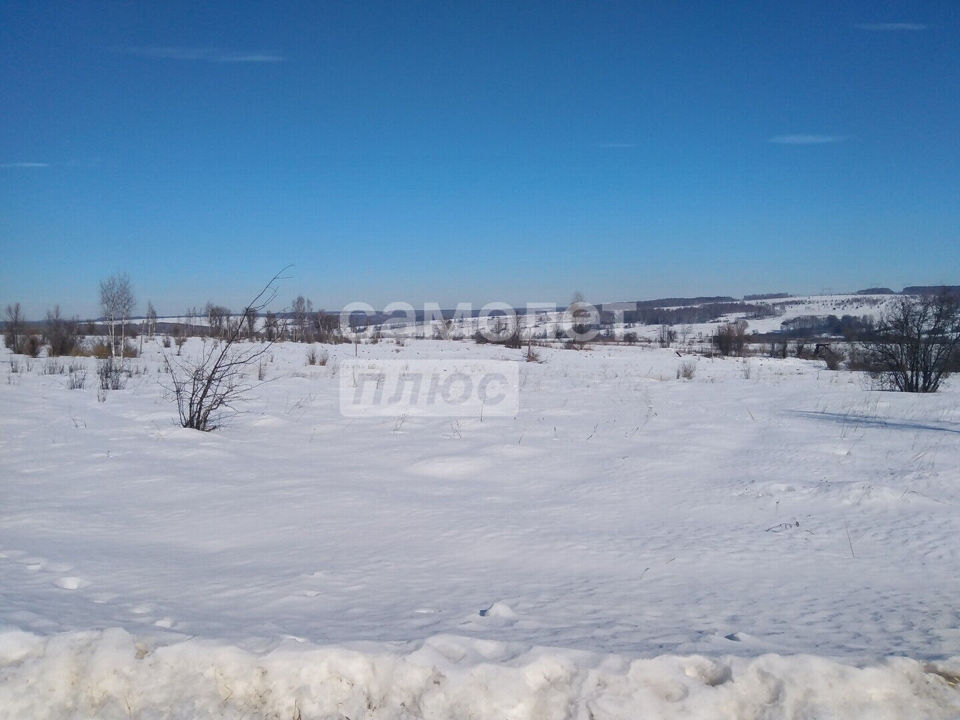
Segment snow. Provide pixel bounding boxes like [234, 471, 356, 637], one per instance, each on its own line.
[610, 293, 900, 340]
[743, 293, 897, 335]
[1, 337, 959, 717]
[1, 629, 958, 719]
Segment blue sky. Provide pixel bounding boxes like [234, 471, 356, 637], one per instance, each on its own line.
[2, 1, 958, 318]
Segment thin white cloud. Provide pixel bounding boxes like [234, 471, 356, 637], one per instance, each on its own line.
[120, 47, 284, 63]
[854, 23, 927, 31]
[597, 143, 636, 149]
[0, 162, 49, 168]
[768, 135, 847, 145]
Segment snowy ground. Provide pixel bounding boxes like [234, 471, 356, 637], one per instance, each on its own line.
[2, 338, 959, 718]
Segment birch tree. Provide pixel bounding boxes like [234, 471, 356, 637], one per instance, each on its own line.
[99, 273, 136, 359]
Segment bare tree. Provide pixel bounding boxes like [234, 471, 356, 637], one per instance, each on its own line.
[205, 303, 230, 338]
[100, 273, 136, 359]
[313, 310, 340, 343]
[243, 307, 258, 340]
[163, 269, 287, 431]
[185, 306, 199, 336]
[174, 325, 187, 355]
[290, 295, 313, 342]
[863, 293, 960, 393]
[658, 324, 677, 348]
[145, 301, 157, 338]
[263, 311, 278, 342]
[4, 303, 25, 354]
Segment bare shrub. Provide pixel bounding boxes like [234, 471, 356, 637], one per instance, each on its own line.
[817, 345, 844, 371]
[475, 315, 525, 348]
[503, 323, 525, 349]
[477, 317, 528, 349]
[45, 305, 80, 357]
[23, 335, 42, 358]
[433, 317, 455, 340]
[42, 359, 65, 375]
[305, 346, 328, 366]
[713, 321, 747, 357]
[163, 270, 285, 431]
[97, 357, 125, 391]
[67, 361, 87, 390]
[677, 360, 696, 379]
[174, 331, 187, 355]
[623, 331, 638, 344]
[162, 335, 172, 348]
[88, 340, 112, 359]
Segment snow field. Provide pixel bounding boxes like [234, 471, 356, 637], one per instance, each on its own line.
[1, 336, 959, 717]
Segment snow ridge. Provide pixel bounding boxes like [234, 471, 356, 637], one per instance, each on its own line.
[1, 629, 958, 720]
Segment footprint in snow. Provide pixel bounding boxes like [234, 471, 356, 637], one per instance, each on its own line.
[54, 576, 91, 590]
[15, 556, 44, 566]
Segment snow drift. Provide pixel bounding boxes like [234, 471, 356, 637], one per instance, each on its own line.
[1, 629, 958, 720]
